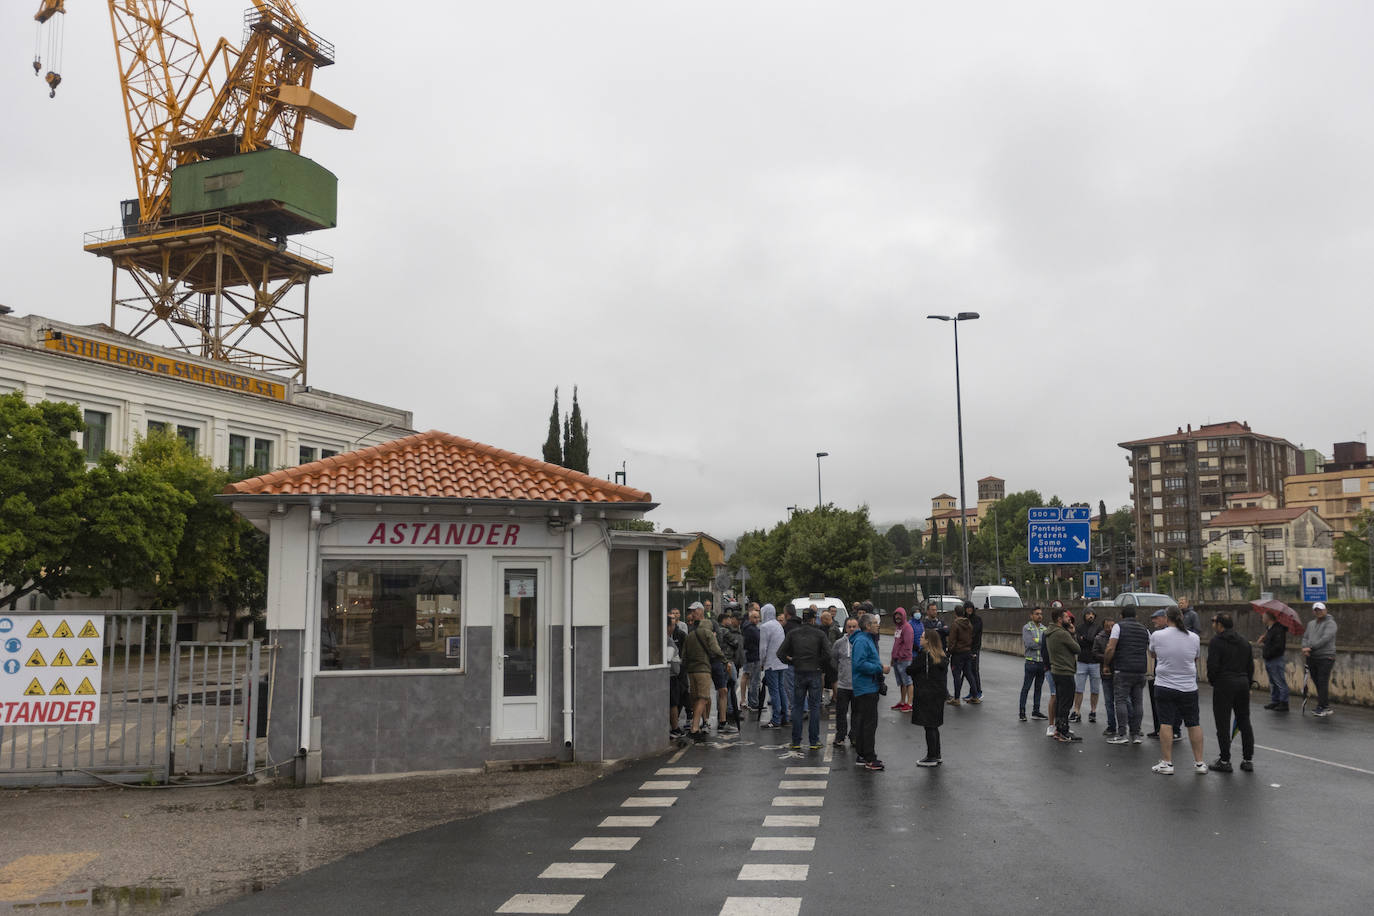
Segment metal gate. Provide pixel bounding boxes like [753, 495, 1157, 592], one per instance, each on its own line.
[0, 611, 263, 787]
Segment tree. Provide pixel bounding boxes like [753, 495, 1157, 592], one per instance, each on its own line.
[1334, 510, 1374, 590]
[0, 393, 187, 607]
[609, 519, 655, 532]
[871, 530, 898, 574]
[541, 388, 562, 465]
[127, 432, 266, 617]
[1099, 500, 1108, 525]
[686, 541, 714, 584]
[884, 523, 911, 558]
[564, 387, 589, 473]
[927, 522, 940, 556]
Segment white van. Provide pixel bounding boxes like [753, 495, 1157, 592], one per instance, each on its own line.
[790, 594, 848, 624]
[970, 585, 1024, 610]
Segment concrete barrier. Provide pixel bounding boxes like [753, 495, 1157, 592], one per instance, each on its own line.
[974, 603, 1374, 708]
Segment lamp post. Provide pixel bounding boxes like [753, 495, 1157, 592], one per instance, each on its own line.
[815, 451, 829, 509]
[927, 312, 979, 600]
[786, 505, 800, 518]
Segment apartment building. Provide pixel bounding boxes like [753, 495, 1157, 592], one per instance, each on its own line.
[1284, 442, 1374, 574]
[1119, 421, 1301, 576]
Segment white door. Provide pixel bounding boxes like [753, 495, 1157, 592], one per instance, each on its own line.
[493, 562, 547, 741]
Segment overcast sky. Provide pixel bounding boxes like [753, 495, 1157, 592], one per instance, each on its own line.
[4, 2, 1372, 541]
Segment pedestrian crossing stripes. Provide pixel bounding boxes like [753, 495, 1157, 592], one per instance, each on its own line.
[571, 837, 639, 851]
[762, 815, 819, 827]
[750, 837, 815, 852]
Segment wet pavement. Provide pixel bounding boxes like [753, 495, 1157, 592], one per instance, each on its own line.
[204, 651, 1374, 916]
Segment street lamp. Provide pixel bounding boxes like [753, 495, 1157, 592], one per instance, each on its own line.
[815, 451, 829, 509]
[927, 312, 980, 600]
[787, 505, 800, 517]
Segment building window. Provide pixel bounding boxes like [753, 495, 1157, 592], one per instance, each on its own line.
[321, 449, 338, 459]
[609, 549, 639, 668]
[1165, 477, 1185, 490]
[177, 425, 198, 454]
[1309, 486, 1319, 497]
[1226, 438, 1243, 448]
[1167, 530, 1186, 542]
[82, 410, 109, 461]
[252, 438, 273, 472]
[1231, 553, 1246, 567]
[229, 434, 248, 473]
[1262, 528, 1283, 540]
[1342, 478, 1360, 494]
[299, 446, 318, 464]
[147, 420, 168, 436]
[1207, 439, 1220, 450]
[1166, 444, 1184, 456]
[319, 558, 463, 672]
[1265, 550, 1284, 567]
[607, 547, 667, 669]
[1347, 498, 1362, 512]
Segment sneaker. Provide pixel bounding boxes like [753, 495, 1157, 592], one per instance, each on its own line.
[1053, 732, 1071, 743]
[788, 743, 802, 750]
[1273, 703, 1290, 712]
[1102, 726, 1116, 737]
[809, 743, 823, 750]
[1240, 760, 1254, 772]
[901, 703, 913, 711]
[1210, 758, 1232, 773]
[854, 756, 870, 766]
[1031, 711, 1048, 720]
[1315, 707, 1334, 717]
[1151, 761, 1174, 775]
[1146, 732, 1160, 739]
[1131, 734, 1144, 745]
[1262, 702, 1277, 710]
[1088, 712, 1097, 724]
[1067, 732, 1083, 742]
[946, 698, 961, 706]
[691, 730, 708, 743]
[864, 759, 885, 771]
[968, 697, 982, 705]
[1106, 734, 1130, 745]
[1046, 725, 1057, 737]
[1068, 712, 1081, 723]
[1018, 712, 1027, 722]
[891, 702, 905, 710]
[916, 757, 940, 767]
[1194, 761, 1209, 774]
[760, 721, 780, 729]
[669, 728, 685, 739]
[832, 738, 846, 747]
[1174, 732, 1184, 742]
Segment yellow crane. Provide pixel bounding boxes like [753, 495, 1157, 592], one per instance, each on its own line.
[29, 1, 355, 382]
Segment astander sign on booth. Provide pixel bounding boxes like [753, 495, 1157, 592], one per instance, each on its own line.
[0, 615, 105, 725]
[1028, 507, 1091, 564]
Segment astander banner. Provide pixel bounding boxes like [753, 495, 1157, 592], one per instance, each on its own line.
[0, 615, 105, 725]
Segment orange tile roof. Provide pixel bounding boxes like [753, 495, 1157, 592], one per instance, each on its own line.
[223, 430, 653, 503]
[1118, 421, 1297, 449]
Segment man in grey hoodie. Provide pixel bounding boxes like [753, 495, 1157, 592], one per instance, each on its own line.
[830, 616, 859, 747]
[1301, 602, 1338, 716]
[758, 604, 789, 728]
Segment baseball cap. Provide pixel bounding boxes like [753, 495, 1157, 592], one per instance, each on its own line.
[1150, 608, 1168, 618]
[688, 601, 704, 611]
[1313, 601, 1327, 611]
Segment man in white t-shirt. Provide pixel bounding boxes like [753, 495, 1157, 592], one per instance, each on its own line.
[1147, 606, 1207, 775]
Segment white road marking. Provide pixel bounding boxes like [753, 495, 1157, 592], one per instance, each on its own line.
[783, 767, 830, 775]
[770, 796, 823, 807]
[598, 815, 659, 828]
[667, 745, 689, 764]
[737, 864, 809, 881]
[656, 766, 701, 776]
[572, 837, 640, 851]
[496, 893, 583, 914]
[719, 897, 803, 915]
[621, 796, 676, 807]
[539, 862, 615, 879]
[639, 780, 690, 790]
[1254, 744, 1374, 776]
[763, 815, 820, 827]
[750, 837, 815, 852]
[777, 780, 827, 790]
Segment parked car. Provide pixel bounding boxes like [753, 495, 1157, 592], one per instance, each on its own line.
[922, 595, 965, 614]
[1112, 592, 1178, 611]
[970, 585, 1024, 609]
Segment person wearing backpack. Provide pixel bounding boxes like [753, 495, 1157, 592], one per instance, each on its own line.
[681, 602, 724, 742]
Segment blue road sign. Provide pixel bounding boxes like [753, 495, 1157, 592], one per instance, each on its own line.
[1301, 568, 1327, 603]
[1083, 571, 1101, 599]
[1028, 506, 1091, 564]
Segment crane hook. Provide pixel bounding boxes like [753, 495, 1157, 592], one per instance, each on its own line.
[33, 56, 42, 76]
[45, 70, 61, 98]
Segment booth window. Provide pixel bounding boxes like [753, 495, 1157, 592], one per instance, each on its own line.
[320, 559, 463, 672]
[607, 548, 667, 669]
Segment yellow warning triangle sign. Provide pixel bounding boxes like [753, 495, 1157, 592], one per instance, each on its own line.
[77, 648, 98, 667]
[75, 677, 97, 696]
[78, 620, 100, 639]
[52, 620, 75, 639]
[49, 677, 71, 696]
[51, 648, 73, 666]
[25, 648, 46, 667]
[24, 678, 45, 696]
[27, 620, 48, 638]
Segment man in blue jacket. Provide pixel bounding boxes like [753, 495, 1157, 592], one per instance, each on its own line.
[849, 613, 889, 772]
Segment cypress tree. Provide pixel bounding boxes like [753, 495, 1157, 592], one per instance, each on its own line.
[566, 387, 589, 473]
[542, 388, 562, 465]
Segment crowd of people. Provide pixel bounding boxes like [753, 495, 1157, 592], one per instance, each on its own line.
[667, 597, 994, 772]
[666, 592, 1341, 776]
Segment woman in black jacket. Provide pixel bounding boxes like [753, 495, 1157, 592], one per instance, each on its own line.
[1256, 611, 1290, 711]
[908, 628, 950, 767]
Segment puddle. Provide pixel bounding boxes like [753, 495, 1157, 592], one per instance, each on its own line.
[11, 881, 270, 911]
